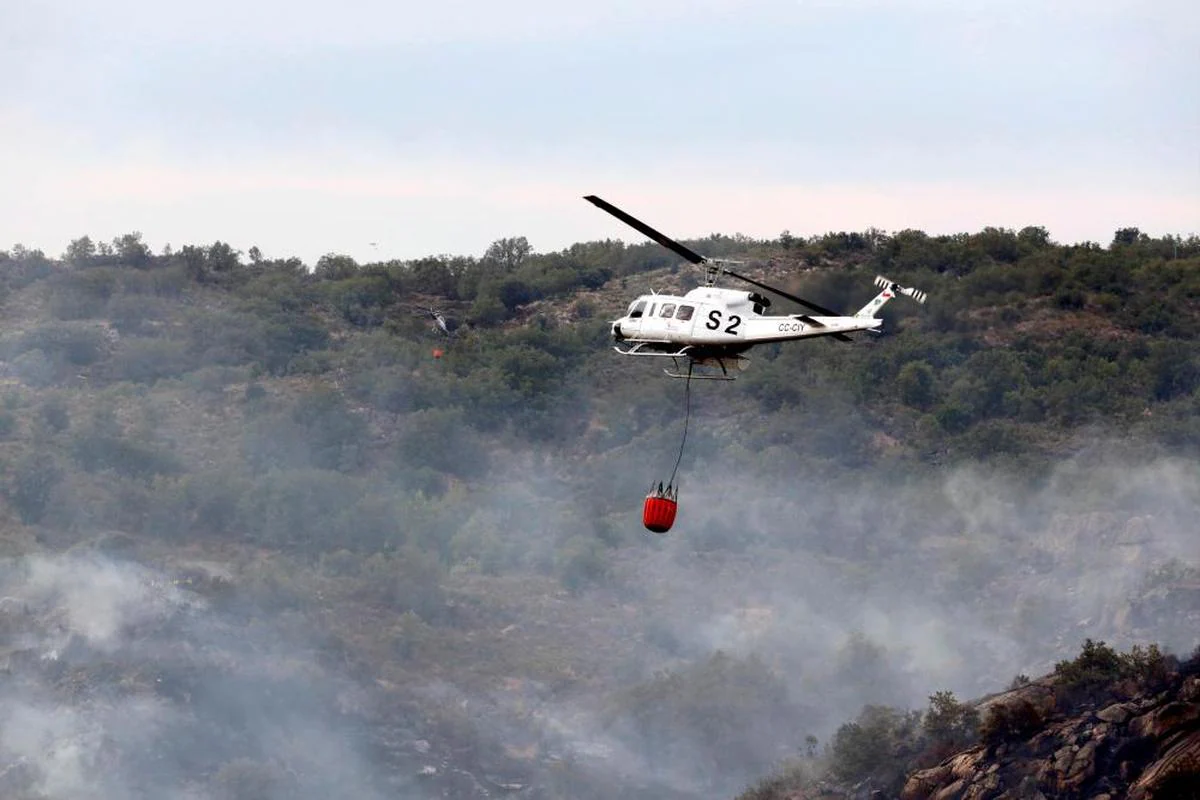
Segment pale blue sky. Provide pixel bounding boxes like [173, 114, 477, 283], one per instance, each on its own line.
[3, 0, 1197, 264]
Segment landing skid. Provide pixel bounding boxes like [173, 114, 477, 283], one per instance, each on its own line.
[664, 356, 743, 381]
[613, 342, 691, 358]
[613, 343, 747, 379]
[664, 367, 735, 381]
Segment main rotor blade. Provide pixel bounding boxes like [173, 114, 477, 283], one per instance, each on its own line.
[584, 195, 707, 265]
[720, 267, 842, 317]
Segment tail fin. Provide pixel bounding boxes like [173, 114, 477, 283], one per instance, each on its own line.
[854, 275, 928, 318]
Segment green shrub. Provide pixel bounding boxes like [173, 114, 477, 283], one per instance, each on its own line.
[735, 760, 813, 800]
[47, 268, 118, 319]
[106, 338, 192, 383]
[394, 407, 489, 478]
[7, 453, 63, 523]
[236, 469, 362, 549]
[290, 388, 369, 471]
[40, 393, 71, 432]
[1052, 638, 1146, 707]
[107, 294, 167, 335]
[1054, 288, 1085, 309]
[10, 322, 108, 366]
[922, 690, 980, 750]
[1123, 643, 1172, 689]
[1054, 639, 1123, 690]
[183, 469, 248, 535]
[897, 361, 936, 410]
[980, 699, 1047, 746]
[828, 705, 922, 789]
[71, 430, 183, 480]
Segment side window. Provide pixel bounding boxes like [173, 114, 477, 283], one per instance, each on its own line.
[629, 301, 646, 319]
[647, 304, 657, 318]
[675, 305, 695, 321]
[659, 303, 676, 317]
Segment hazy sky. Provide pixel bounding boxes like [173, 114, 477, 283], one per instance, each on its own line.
[3, 0, 1197, 264]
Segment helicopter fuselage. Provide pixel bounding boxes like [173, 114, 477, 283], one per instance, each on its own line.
[611, 286, 882, 355]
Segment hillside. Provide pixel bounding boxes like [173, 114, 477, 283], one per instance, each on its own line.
[741, 641, 1200, 799]
[0, 227, 1197, 798]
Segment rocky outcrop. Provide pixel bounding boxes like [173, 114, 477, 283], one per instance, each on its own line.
[902, 675, 1200, 800]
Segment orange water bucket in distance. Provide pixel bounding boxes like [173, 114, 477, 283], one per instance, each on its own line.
[643, 494, 678, 534]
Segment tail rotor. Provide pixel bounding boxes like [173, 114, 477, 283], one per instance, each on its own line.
[874, 275, 927, 305]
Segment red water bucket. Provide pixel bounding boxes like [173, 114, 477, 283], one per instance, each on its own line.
[643, 494, 678, 534]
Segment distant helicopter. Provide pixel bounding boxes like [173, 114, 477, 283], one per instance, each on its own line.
[585, 195, 927, 379]
[405, 304, 456, 337]
[399, 303, 462, 360]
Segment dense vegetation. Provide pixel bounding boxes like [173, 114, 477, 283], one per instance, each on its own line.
[1, 223, 1197, 798]
[4, 227, 1197, 560]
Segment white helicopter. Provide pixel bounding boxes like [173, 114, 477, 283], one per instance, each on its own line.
[585, 195, 928, 379]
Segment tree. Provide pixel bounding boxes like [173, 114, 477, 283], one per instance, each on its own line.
[922, 690, 979, 750]
[409, 257, 456, 296]
[1147, 341, 1199, 401]
[897, 361, 936, 410]
[1054, 638, 1125, 705]
[207, 241, 241, 272]
[64, 235, 97, 267]
[113, 232, 151, 266]
[179, 244, 208, 280]
[314, 253, 359, 280]
[495, 278, 536, 311]
[468, 294, 508, 326]
[1018, 225, 1050, 249]
[828, 705, 922, 788]
[289, 387, 369, 471]
[1111, 227, 1144, 247]
[8, 453, 63, 523]
[973, 226, 1020, 263]
[483, 236, 532, 274]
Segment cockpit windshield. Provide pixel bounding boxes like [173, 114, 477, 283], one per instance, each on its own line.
[628, 300, 647, 319]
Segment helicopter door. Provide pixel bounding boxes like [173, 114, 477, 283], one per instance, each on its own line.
[653, 302, 677, 339]
[639, 301, 668, 339]
[669, 303, 696, 340]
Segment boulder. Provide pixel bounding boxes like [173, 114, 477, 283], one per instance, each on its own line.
[947, 749, 985, 780]
[1096, 702, 1133, 724]
[1058, 739, 1098, 793]
[1127, 729, 1200, 800]
[1130, 701, 1200, 740]
[931, 778, 965, 800]
[902, 765, 953, 800]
